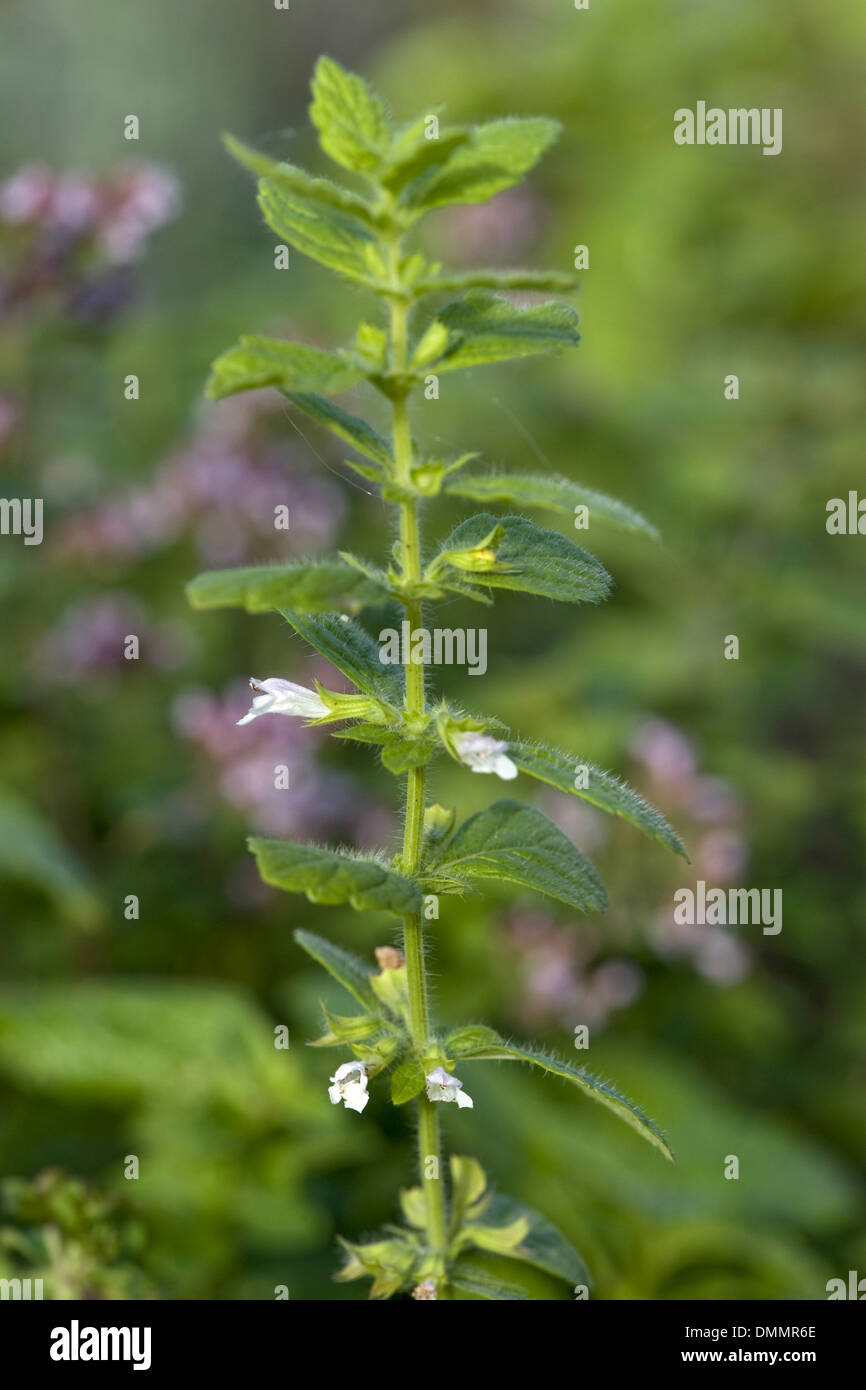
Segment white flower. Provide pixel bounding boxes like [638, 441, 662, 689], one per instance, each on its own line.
[425, 1065, 474, 1109]
[237, 677, 329, 726]
[454, 731, 517, 781]
[328, 1061, 369, 1114]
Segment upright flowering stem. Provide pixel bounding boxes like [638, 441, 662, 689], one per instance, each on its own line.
[387, 243, 449, 1284]
[196, 62, 681, 1298]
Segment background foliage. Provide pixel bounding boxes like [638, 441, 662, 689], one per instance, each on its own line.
[0, 0, 863, 1299]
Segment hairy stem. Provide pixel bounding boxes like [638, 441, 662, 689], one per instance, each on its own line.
[388, 262, 449, 1281]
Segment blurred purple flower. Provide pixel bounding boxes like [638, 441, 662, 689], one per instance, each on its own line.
[33, 593, 189, 679]
[695, 828, 749, 883]
[629, 716, 698, 790]
[0, 164, 53, 223]
[97, 165, 181, 265]
[650, 908, 751, 986]
[0, 394, 18, 445]
[0, 161, 179, 325]
[687, 774, 742, 825]
[53, 393, 345, 569]
[48, 173, 101, 235]
[593, 959, 644, 1011]
[627, 714, 752, 983]
[507, 909, 643, 1032]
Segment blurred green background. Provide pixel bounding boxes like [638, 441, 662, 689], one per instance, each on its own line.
[0, 0, 864, 1299]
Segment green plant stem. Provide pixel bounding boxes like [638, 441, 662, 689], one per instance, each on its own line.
[388, 264, 449, 1284]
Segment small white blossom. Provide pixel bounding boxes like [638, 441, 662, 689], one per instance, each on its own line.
[455, 731, 517, 781]
[425, 1065, 474, 1109]
[237, 677, 329, 726]
[328, 1060, 369, 1114]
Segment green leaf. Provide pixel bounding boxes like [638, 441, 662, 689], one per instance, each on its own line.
[417, 268, 577, 296]
[509, 742, 688, 858]
[401, 117, 560, 215]
[410, 319, 449, 370]
[282, 392, 393, 470]
[434, 514, 611, 604]
[281, 610, 401, 700]
[309, 56, 390, 174]
[293, 930, 383, 1012]
[352, 322, 388, 370]
[380, 732, 438, 775]
[429, 799, 607, 913]
[480, 1193, 590, 1286]
[333, 725, 438, 775]
[421, 803, 456, 858]
[335, 1234, 415, 1299]
[459, 1214, 530, 1255]
[337, 550, 390, 591]
[223, 133, 375, 221]
[390, 1059, 426, 1105]
[445, 1025, 504, 1057]
[444, 470, 659, 539]
[307, 1027, 360, 1049]
[0, 794, 100, 931]
[436, 291, 579, 371]
[316, 1006, 384, 1043]
[186, 561, 385, 616]
[449, 1155, 491, 1230]
[455, 1031, 674, 1161]
[258, 179, 376, 284]
[0, 981, 289, 1106]
[369, 964, 410, 1023]
[205, 335, 362, 401]
[450, 1259, 530, 1300]
[381, 116, 470, 192]
[343, 458, 388, 486]
[399, 1185, 427, 1229]
[250, 839, 421, 916]
[349, 1034, 400, 1076]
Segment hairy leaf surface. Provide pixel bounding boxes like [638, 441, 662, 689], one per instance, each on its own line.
[381, 119, 470, 192]
[223, 133, 375, 221]
[251, 839, 421, 915]
[509, 742, 687, 858]
[187, 562, 384, 615]
[282, 391, 393, 469]
[436, 513, 611, 604]
[436, 291, 579, 371]
[206, 335, 362, 401]
[416, 268, 577, 296]
[310, 56, 391, 174]
[282, 610, 402, 699]
[448, 1028, 674, 1160]
[450, 1259, 531, 1300]
[430, 799, 607, 913]
[478, 1193, 590, 1286]
[401, 117, 560, 215]
[390, 1058, 426, 1105]
[445, 470, 658, 539]
[258, 179, 376, 283]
